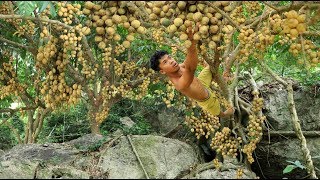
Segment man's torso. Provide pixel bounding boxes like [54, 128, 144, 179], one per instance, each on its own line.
[169, 64, 208, 101]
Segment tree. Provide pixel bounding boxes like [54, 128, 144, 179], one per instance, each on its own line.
[0, 1, 319, 178]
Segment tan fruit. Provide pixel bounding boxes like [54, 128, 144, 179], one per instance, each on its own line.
[193, 12, 203, 22]
[208, 41, 216, 49]
[212, 34, 221, 41]
[210, 17, 218, 24]
[210, 25, 219, 34]
[199, 25, 208, 34]
[95, 36, 103, 42]
[105, 19, 113, 27]
[126, 34, 135, 42]
[83, 8, 91, 15]
[189, 5, 197, 12]
[287, 18, 299, 28]
[296, 23, 306, 33]
[289, 28, 298, 38]
[180, 33, 188, 41]
[201, 16, 210, 25]
[184, 40, 192, 48]
[131, 20, 141, 29]
[161, 18, 171, 27]
[184, 19, 192, 27]
[297, 14, 306, 23]
[106, 27, 115, 35]
[224, 5, 232, 12]
[174, 17, 184, 27]
[193, 32, 201, 40]
[123, 22, 130, 28]
[123, 40, 131, 48]
[96, 27, 105, 34]
[286, 10, 298, 19]
[168, 24, 177, 33]
[84, 1, 94, 10]
[177, 1, 187, 10]
[215, 13, 222, 20]
[98, 42, 106, 49]
[137, 26, 146, 34]
[112, 14, 122, 24]
[117, 8, 126, 15]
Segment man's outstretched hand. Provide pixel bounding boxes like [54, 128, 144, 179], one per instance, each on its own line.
[186, 22, 200, 42]
[219, 106, 235, 118]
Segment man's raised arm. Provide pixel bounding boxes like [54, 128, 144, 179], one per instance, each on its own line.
[183, 25, 199, 73]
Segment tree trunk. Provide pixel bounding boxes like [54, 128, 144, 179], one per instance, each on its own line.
[91, 119, 101, 135]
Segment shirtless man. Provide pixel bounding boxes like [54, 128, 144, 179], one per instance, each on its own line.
[150, 25, 234, 118]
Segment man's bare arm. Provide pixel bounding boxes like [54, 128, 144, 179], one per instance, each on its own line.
[175, 25, 199, 90]
[183, 26, 199, 73]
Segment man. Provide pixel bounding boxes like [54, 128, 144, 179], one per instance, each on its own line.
[150, 25, 234, 118]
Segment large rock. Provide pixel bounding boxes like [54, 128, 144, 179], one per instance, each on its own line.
[0, 143, 89, 179]
[99, 135, 201, 179]
[263, 86, 320, 131]
[254, 84, 320, 178]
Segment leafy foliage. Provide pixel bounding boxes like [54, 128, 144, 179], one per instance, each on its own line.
[37, 102, 90, 143]
[283, 160, 306, 174]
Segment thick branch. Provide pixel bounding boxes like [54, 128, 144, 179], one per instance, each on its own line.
[0, 14, 71, 29]
[263, 130, 320, 137]
[0, 106, 37, 114]
[260, 59, 317, 179]
[127, 135, 149, 179]
[287, 83, 317, 179]
[259, 61, 287, 86]
[204, 2, 241, 30]
[248, 2, 320, 28]
[0, 36, 35, 53]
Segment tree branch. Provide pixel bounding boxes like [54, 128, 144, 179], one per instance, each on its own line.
[0, 106, 37, 114]
[0, 36, 35, 53]
[204, 2, 241, 31]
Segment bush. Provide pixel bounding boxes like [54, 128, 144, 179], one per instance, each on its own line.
[100, 98, 153, 135]
[0, 114, 24, 150]
[37, 102, 91, 143]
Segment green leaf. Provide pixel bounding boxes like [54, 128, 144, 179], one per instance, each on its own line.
[49, 2, 57, 18]
[17, 1, 37, 16]
[39, 1, 50, 13]
[283, 165, 296, 174]
[294, 160, 305, 169]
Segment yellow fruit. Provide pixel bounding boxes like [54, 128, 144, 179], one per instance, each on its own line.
[98, 42, 106, 49]
[106, 27, 115, 35]
[126, 34, 135, 42]
[168, 24, 177, 33]
[174, 18, 184, 27]
[131, 20, 141, 29]
[287, 18, 299, 28]
[123, 40, 131, 48]
[179, 33, 188, 41]
[137, 26, 146, 34]
[193, 12, 203, 22]
[296, 23, 306, 33]
[177, 1, 187, 10]
[96, 27, 105, 35]
[289, 28, 298, 38]
[112, 14, 122, 24]
[297, 14, 306, 23]
[81, 27, 91, 35]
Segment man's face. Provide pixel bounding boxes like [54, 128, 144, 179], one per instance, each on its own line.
[159, 54, 179, 74]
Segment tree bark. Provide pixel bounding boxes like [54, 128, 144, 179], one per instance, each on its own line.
[287, 83, 317, 179]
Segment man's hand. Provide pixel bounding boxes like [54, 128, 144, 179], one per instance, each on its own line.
[186, 22, 200, 42]
[218, 106, 235, 118]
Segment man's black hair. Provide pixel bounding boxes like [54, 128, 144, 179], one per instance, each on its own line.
[150, 50, 168, 71]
